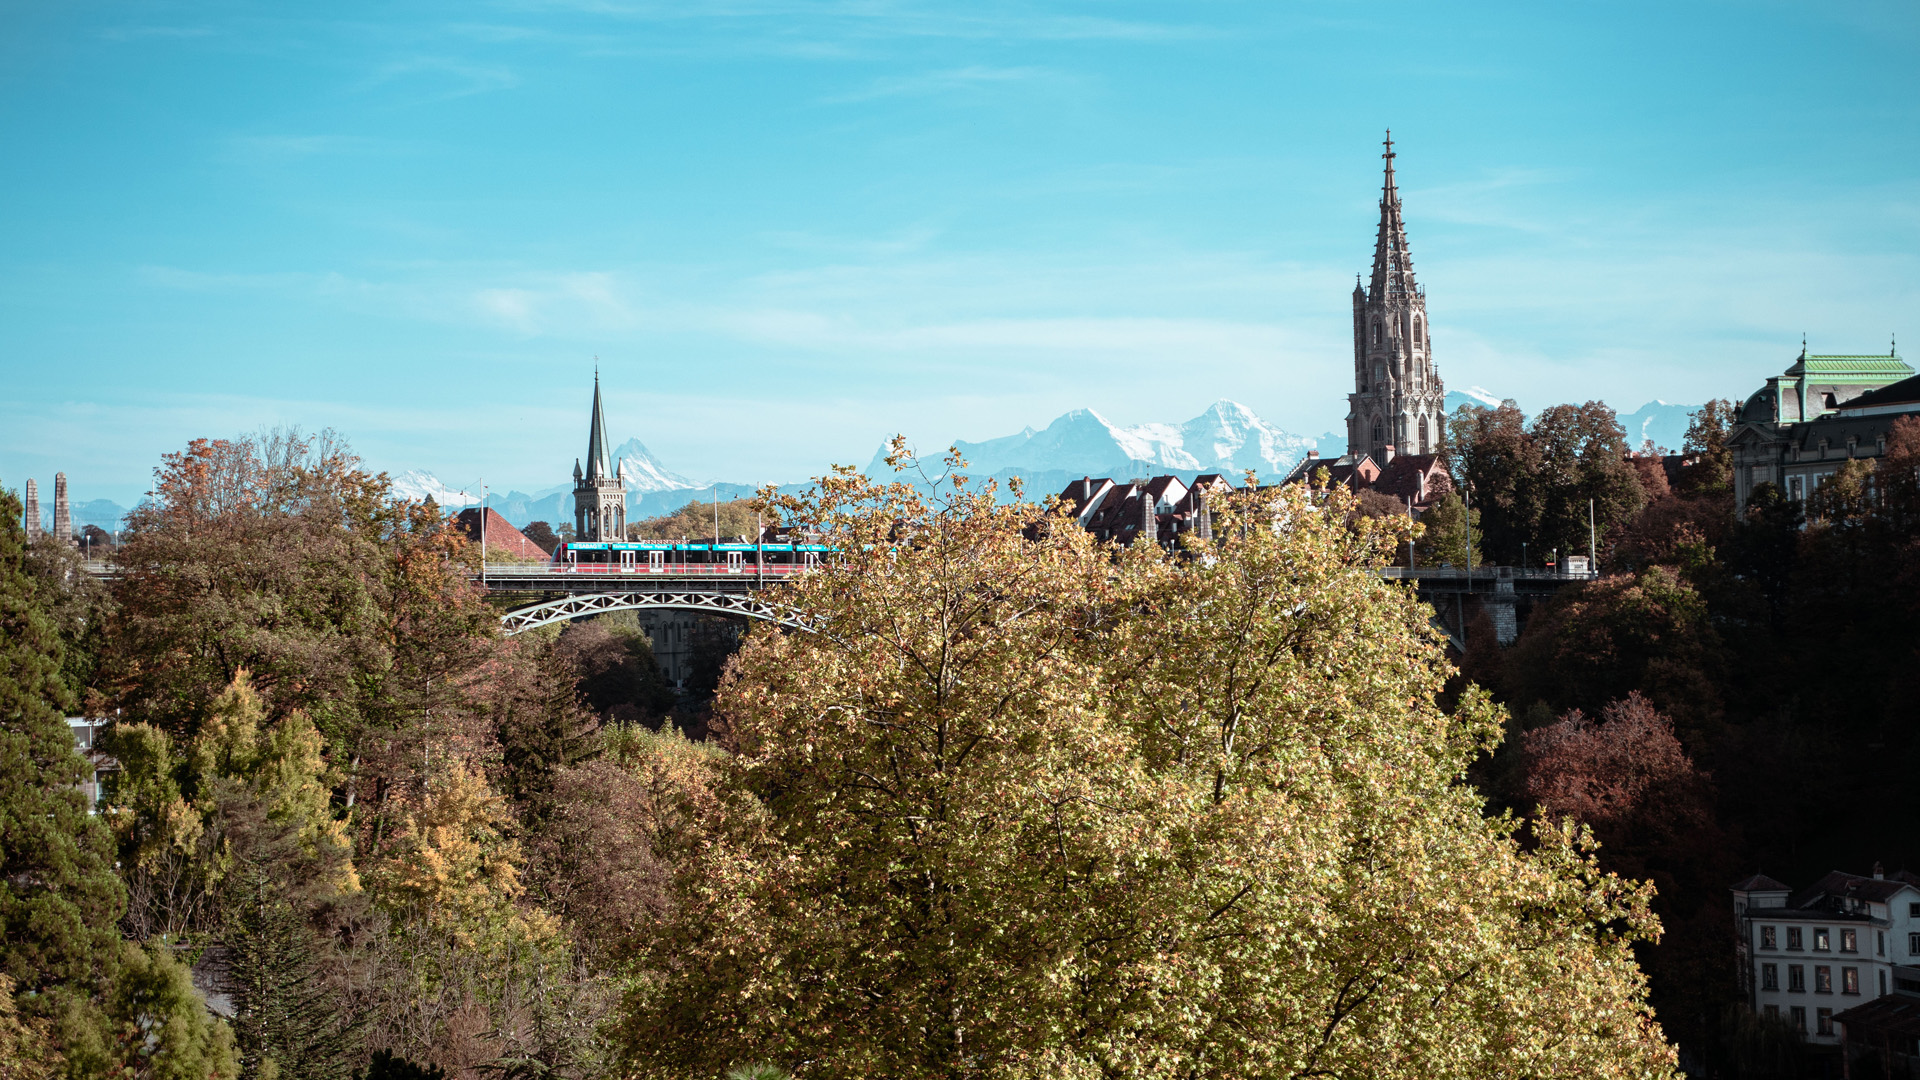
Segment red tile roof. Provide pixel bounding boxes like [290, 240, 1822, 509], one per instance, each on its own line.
[454, 508, 550, 562]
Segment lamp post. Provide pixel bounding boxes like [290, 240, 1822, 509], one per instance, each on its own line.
[1588, 497, 1597, 577]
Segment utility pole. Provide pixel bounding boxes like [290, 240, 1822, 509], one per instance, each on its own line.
[1462, 483, 1472, 587]
[480, 478, 487, 580]
[713, 488, 720, 546]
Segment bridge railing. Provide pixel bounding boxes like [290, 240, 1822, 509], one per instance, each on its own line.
[478, 563, 815, 580]
[1378, 566, 1598, 582]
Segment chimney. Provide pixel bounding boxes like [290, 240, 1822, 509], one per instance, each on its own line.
[1874, 861, 1885, 880]
[22, 478, 40, 542]
[1382, 443, 1396, 464]
[53, 472, 72, 545]
[1307, 449, 1319, 459]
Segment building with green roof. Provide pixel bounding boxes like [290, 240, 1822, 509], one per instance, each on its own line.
[1730, 342, 1917, 508]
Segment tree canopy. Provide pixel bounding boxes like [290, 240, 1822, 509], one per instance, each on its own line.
[608, 451, 1676, 1079]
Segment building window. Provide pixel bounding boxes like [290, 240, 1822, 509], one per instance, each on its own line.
[1842, 929, 1857, 953]
[1908, 931, 1919, 955]
[1879, 931, 1886, 956]
[1844, 967, 1859, 995]
[1762, 926, 1778, 949]
[1762, 964, 1779, 991]
[1815, 966, 1832, 993]
[1789, 965, 1805, 992]
[1883, 970, 1889, 997]
[1788, 927, 1804, 950]
[1791, 1006, 1806, 1032]
[1414, 317, 1423, 344]
[1817, 1007, 1834, 1036]
[1909, 902, 1919, 918]
[1373, 322, 1382, 345]
[1814, 928, 1830, 951]
[1765, 1004, 1780, 1020]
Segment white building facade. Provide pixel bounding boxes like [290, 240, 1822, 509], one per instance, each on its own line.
[1733, 869, 1920, 1046]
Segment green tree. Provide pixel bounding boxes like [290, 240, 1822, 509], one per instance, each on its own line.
[225, 870, 360, 1080]
[0, 481, 125, 1002]
[611, 452, 1676, 1079]
[519, 522, 559, 555]
[1413, 491, 1480, 568]
[1672, 400, 1735, 500]
[1528, 402, 1646, 567]
[1447, 400, 1539, 565]
[61, 940, 240, 1080]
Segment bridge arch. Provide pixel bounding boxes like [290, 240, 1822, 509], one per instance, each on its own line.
[501, 590, 815, 636]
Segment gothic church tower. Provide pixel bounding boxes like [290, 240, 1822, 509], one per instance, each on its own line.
[572, 371, 627, 541]
[1348, 132, 1446, 462]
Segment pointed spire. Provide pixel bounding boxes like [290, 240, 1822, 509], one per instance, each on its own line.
[584, 370, 613, 482]
[1369, 129, 1418, 301]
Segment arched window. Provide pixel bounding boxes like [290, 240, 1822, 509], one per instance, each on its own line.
[1413, 317, 1423, 344]
[1372, 322, 1382, 345]
[1372, 420, 1384, 447]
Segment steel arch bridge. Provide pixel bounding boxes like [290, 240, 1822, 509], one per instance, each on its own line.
[499, 589, 815, 636]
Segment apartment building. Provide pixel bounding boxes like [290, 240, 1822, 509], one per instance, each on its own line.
[1733, 868, 1920, 1046]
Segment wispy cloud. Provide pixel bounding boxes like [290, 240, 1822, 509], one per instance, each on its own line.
[502, 0, 1210, 44]
[223, 134, 409, 162]
[101, 25, 215, 42]
[360, 56, 521, 100]
[822, 64, 1066, 103]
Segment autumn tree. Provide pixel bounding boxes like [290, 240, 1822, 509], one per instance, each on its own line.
[610, 449, 1676, 1079]
[1516, 694, 1732, 1058]
[101, 430, 496, 794]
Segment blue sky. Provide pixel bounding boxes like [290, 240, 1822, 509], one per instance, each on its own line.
[2, 0, 1916, 506]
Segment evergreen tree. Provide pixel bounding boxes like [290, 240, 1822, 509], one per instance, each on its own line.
[360, 1050, 444, 1080]
[0, 480, 125, 997]
[71, 940, 239, 1080]
[225, 869, 360, 1080]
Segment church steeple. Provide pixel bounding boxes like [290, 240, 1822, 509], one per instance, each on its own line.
[572, 368, 627, 541]
[1368, 130, 1418, 302]
[1347, 131, 1444, 462]
[584, 369, 613, 482]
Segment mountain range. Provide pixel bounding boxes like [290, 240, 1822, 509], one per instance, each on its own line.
[382, 393, 1703, 530]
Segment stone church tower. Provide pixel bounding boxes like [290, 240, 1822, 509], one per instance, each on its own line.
[572, 372, 627, 541]
[1348, 132, 1446, 462]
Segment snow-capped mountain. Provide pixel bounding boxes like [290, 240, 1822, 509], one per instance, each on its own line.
[870, 400, 1322, 488]
[1618, 401, 1698, 454]
[609, 437, 699, 494]
[1445, 386, 1506, 412]
[389, 470, 480, 506]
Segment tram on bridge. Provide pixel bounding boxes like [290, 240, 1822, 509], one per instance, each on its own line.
[549, 540, 830, 576]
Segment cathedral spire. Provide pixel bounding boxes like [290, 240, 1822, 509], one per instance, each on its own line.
[1369, 129, 1417, 301]
[584, 370, 613, 482]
